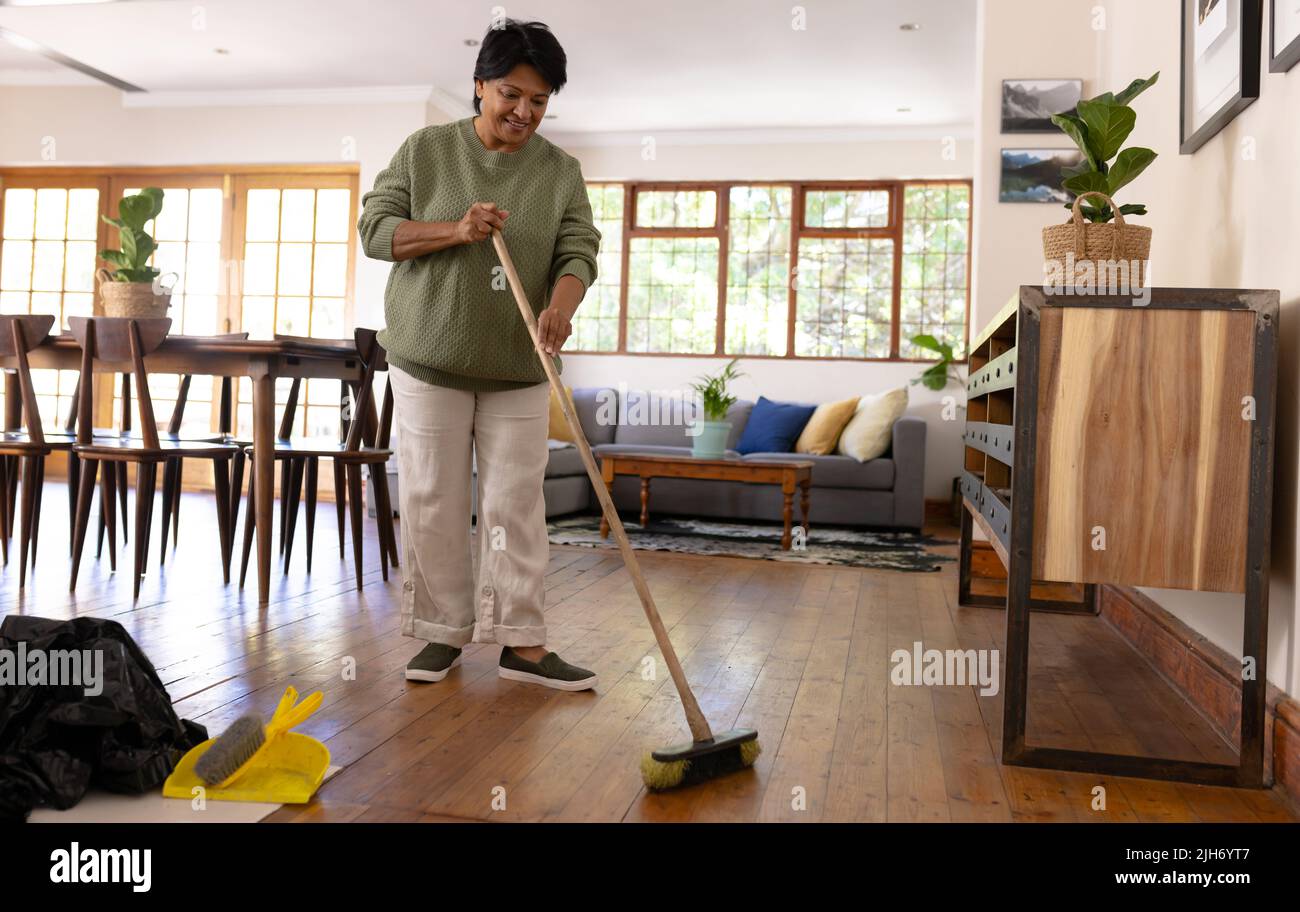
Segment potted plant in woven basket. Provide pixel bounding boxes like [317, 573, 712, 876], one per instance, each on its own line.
[1043, 72, 1158, 287]
[97, 187, 176, 318]
[688, 358, 745, 459]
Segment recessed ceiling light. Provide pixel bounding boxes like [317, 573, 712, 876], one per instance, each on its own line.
[899, 22, 922, 31]
[897, 106, 912, 113]
[213, 48, 231, 55]
[544, 114, 557, 119]
[463, 39, 479, 47]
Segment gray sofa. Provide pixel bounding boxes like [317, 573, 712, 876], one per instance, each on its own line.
[374, 387, 926, 531]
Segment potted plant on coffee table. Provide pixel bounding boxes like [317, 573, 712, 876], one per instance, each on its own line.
[97, 187, 176, 319]
[688, 358, 745, 459]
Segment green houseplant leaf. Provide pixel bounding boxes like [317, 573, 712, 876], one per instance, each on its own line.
[99, 188, 165, 282]
[1051, 73, 1158, 223]
[1113, 71, 1160, 106]
[1105, 147, 1157, 195]
[1050, 112, 1101, 171]
[1075, 99, 1136, 161]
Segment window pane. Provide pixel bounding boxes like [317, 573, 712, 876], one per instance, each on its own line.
[314, 189, 351, 242]
[627, 236, 718, 354]
[279, 189, 316, 242]
[726, 185, 791, 355]
[245, 189, 281, 242]
[899, 183, 970, 359]
[3, 189, 36, 239]
[34, 189, 68, 240]
[312, 243, 348, 297]
[187, 189, 223, 242]
[152, 188, 189, 241]
[275, 296, 310, 335]
[67, 189, 99, 240]
[635, 189, 716, 228]
[1, 241, 33, 290]
[804, 188, 890, 229]
[571, 184, 622, 352]
[276, 243, 312, 296]
[795, 237, 893, 358]
[311, 297, 344, 338]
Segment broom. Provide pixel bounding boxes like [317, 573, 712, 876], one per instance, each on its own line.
[491, 229, 760, 791]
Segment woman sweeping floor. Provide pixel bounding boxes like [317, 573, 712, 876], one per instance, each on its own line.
[357, 19, 601, 691]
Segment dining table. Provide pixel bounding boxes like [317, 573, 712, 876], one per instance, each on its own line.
[0, 331, 365, 606]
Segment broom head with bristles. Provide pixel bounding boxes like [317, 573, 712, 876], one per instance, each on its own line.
[640, 729, 761, 791]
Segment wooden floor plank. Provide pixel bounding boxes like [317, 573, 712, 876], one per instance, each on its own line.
[5, 481, 1292, 824]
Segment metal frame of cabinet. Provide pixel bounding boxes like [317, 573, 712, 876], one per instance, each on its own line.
[962, 285, 1278, 787]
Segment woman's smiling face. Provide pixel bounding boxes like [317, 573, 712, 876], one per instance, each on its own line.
[475, 63, 552, 149]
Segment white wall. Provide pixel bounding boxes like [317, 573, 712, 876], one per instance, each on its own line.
[971, 0, 1102, 330]
[970, 0, 1300, 697]
[0, 85, 428, 329]
[1095, 0, 1300, 697]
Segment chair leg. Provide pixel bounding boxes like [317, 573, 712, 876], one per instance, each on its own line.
[133, 462, 156, 601]
[367, 462, 389, 582]
[17, 455, 36, 587]
[279, 459, 289, 555]
[6, 455, 18, 539]
[346, 462, 364, 591]
[158, 457, 176, 566]
[283, 458, 305, 574]
[239, 462, 256, 589]
[30, 455, 44, 570]
[118, 462, 129, 543]
[100, 458, 117, 572]
[212, 457, 232, 585]
[229, 449, 245, 545]
[171, 457, 182, 545]
[70, 458, 99, 591]
[0, 456, 9, 566]
[66, 452, 79, 555]
[333, 457, 346, 559]
[304, 456, 318, 574]
[373, 463, 399, 570]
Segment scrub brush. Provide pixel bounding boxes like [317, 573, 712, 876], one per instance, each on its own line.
[492, 228, 761, 792]
[195, 686, 323, 788]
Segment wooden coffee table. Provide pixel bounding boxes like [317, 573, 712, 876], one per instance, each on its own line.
[597, 452, 813, 550]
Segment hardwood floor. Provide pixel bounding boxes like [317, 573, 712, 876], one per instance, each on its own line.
[3, 480, 1293, 823]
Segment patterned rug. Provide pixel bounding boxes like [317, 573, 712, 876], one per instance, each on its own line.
[547, 514, 955, 572]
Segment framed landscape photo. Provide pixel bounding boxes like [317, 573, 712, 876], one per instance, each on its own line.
[1271, 0, 1300, 71]
[1180, 0, 1263, 153]
[1000, 78, 1083, 132]
[998, 148, 1083, 203]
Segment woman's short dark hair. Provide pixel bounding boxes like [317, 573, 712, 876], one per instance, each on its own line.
[472, 19, 567, 113]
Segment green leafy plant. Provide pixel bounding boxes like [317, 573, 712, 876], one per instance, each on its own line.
[910, 334, 963, 391]
[1051, 72, 1159, 223]
[99, 187, 165, 282]
[690, 358, 745, 421]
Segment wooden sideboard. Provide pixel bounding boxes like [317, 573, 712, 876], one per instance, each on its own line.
[958, 286, 1279, 787]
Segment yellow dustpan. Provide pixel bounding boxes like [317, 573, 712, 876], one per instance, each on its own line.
[164, 686, 330, 804]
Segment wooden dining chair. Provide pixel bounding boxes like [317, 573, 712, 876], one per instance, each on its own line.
[238, 328, 398, 591]
[67, 317, 240, 599]
[0, 314, 60, 586]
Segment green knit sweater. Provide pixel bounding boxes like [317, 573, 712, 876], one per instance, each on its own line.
[357, 117, 600, 391]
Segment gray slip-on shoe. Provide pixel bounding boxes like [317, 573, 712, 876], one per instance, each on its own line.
[498, 647, 598, 691]
[405, 642, 463, 682]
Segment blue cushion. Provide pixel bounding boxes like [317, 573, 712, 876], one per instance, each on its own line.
[735, 396, 817, 455]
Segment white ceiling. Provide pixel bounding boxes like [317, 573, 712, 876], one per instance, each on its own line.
[0, 0, 977, 133]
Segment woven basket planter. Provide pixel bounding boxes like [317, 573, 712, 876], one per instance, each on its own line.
[1042, 190, 1151, 288]
[96, 268, 175, 319]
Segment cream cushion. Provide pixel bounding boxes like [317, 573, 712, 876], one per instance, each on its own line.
[836, 387, 909, 462]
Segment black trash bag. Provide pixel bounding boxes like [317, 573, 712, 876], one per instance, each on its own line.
[0, 615, 207, 822]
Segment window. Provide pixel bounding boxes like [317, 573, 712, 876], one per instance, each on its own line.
[0, 165, 359, 484]
[571, 179, 972, 361]
[0, 179, 104, 429]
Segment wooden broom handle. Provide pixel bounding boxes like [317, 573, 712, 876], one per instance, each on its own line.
[491, 229, 713, 744]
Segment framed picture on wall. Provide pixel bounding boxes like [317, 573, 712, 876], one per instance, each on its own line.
[1270, 0, 1300, 71]
[1180, 0, 1263, 154]
[1000, 79, 1083, 132]
[998, 149, 1083, 203]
